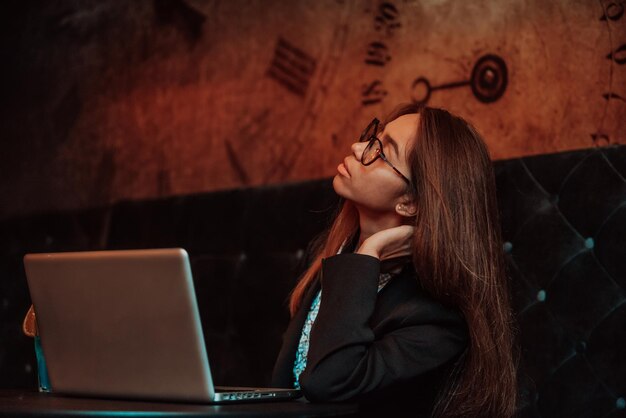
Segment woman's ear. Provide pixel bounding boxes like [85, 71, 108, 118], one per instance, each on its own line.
[395, 199, 417, 218]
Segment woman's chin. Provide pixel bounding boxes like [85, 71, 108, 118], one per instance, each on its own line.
[332, 175, 350, 198]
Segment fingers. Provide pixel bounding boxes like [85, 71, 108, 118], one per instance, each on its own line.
[359, 225, 416, 262]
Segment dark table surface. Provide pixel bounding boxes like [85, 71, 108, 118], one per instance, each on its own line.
[0, 390, 359, 418]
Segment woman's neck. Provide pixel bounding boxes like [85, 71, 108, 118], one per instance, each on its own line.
[356, 207, 404, 248]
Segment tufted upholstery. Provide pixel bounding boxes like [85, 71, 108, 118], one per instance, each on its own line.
[0, 144, 624, 417]
[497, 145, 626, 417]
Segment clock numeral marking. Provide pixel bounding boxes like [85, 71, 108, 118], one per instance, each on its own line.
[225, 140, 249, 185]
[597, 2, 625, 146]
[603, 92, 626, 102]
[591, 132, 611, 146]
[360, 1, 399, 107]
[362, 80, 388, 106]
[606, 43, 626, 65]
[364, 41, 391, 66]
[267, 37, 317, 97]
[599, 2, 624, 21]
[153, 0, 206, 43]
[225, 109, 271, 185]
[374, 2, 401, 37]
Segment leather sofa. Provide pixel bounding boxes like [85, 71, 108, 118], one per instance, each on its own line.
[1, 144, 624, 417]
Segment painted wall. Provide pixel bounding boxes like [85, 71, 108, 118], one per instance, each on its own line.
[1, 0, 625, 220]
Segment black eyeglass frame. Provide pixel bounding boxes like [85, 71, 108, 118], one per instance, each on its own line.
[359, 118, 412, 185]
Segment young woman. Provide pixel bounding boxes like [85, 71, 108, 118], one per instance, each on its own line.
[271, 103, 519, 418]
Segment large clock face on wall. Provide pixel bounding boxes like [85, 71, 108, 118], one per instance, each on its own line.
[175, 0, 624, 191]
[2, 0, 625, 219]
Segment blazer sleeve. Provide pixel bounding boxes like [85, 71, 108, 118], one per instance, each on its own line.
[298, 253, 468, 402]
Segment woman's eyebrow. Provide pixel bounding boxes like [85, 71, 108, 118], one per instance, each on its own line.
[382, 133, 400, 157]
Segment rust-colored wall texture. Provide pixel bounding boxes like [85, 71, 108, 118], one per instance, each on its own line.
[1, 0, 624, 220]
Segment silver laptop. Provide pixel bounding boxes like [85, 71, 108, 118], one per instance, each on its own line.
[23, 248, 301, 403]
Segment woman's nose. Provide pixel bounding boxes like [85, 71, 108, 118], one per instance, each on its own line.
[351, 141, 366, 160]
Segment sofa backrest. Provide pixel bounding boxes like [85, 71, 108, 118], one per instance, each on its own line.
[1, 144, 624, 416]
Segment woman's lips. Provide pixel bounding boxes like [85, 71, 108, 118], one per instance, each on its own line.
[337, 160, 351, 178]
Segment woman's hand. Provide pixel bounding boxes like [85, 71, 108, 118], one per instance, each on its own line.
[356, 225, 415, 262]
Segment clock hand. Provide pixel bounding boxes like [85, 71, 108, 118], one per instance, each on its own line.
[411, 54, 508, 105]
[411, 77, 470, 105]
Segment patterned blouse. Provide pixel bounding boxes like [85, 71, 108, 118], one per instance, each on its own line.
[292, 248, 395, 389]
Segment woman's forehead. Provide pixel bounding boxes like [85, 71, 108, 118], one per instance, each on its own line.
[384, 113, 420, 147]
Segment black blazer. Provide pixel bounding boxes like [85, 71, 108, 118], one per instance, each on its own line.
[272, 253, 469, 417]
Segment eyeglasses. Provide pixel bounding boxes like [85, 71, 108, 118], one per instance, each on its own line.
[359, 118, 411, 184]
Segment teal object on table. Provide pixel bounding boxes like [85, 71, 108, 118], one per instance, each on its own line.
[34, 336, 50, 392]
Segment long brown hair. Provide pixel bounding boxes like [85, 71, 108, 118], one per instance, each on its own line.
[288, 103, 519, 418]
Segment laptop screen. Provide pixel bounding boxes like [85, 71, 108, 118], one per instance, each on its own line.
[24, 248, 222, 402]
